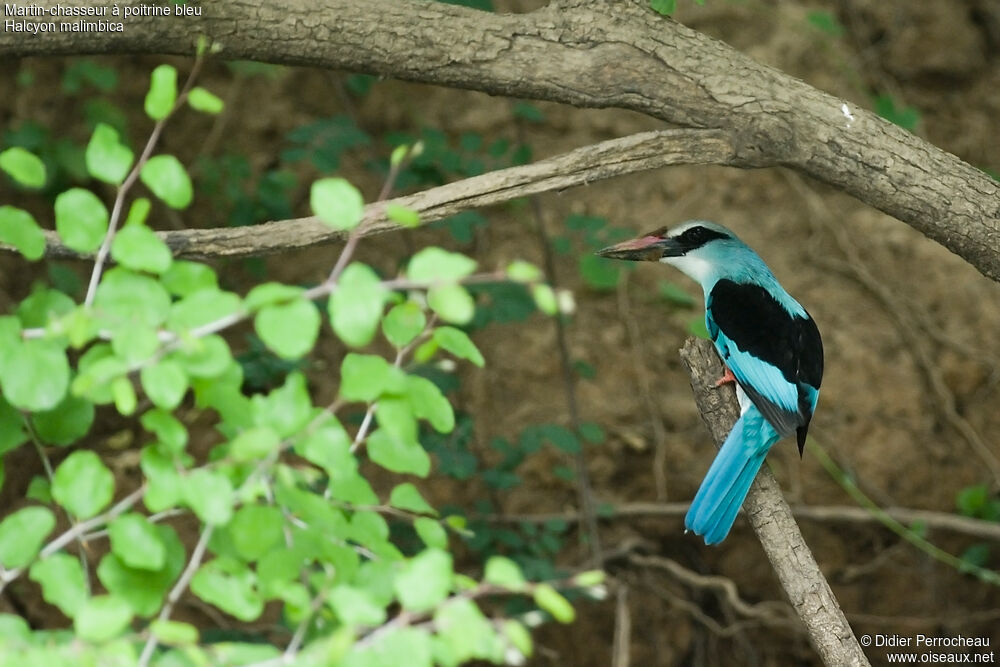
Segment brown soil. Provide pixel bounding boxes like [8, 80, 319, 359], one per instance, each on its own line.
[1, 0, 999, 665]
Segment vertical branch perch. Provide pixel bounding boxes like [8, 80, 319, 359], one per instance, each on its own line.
[679, 338, 870, 667]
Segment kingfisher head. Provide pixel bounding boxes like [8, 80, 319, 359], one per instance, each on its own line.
[595, 221, 745, 285]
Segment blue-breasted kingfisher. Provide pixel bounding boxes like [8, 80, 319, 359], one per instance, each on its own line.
[596, 221, 823, 544]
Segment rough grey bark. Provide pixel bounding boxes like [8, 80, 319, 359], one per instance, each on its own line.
[679, 338, 870, 667]
[2, 0, 998, 280]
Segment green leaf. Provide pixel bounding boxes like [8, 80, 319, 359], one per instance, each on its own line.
[956, 484, 988, 516]
[346, 627, 432, 667]
[389, 483, 437, 515]
[484, 556, 526, 590]
[173, 334, 233, 379]
[124, 197, 152, 227]
[394, 549, 452, 612]
[0, 205, 46, 260]
[183, 469, 234, 525]
[0, 397, 28, 454]
[74, 595, 134, 642]
[329, 585, 388, 626]
[140, 360, 189, 410]
[187, 86, 224, 114]
[330, 262, 387, 347]
[54, 188, 109, 253]
[0, 339, 70, 411]
[0, 146, 46, 188]
[140, 154, 193, 209]
[579, 253, 623, 290]
[0, 506, 55, 568]
[250, 372, 312, 438]
[255, 299, 320, 359]
[427, 284, 476, 324]
[382, 302, 426, 347]
[150, 619, 199, 646]
[52, 450, 114, 519]
[0, 614, 30, 642]
[97, 524, 185, 617]
[573, 569, 606, 587]
[18, 287, 75, 328]
[108, 513, 166, 571]
[26, 476, 50, 503]
[414, 517, 448, 549]
[688, 316, 710, 340]
[94, 267, 172, 329]
[140, 409, 187, 453]
[228, 505, 284, 562]
[229, 425, 280, 462]
[386, 203, 420, 228]
[530, 283, 558, 315]
[85, 123, 134, 185]
[140, 447, 183, 513]
[649, 0, 676, 16]
[432, 326, 484, 367]
[144, 64, 177, 120]
[168, 288, 242, 331]
[404, 375, 454, 433]
[29, 553, 88, 617]
[111, 376, 137, 415]
[873, 94, 920, 132]
[340, 353, 399, 402]
[367, 428, 430, 477]
[502, 620, 533, 659]
[310, 177, 364, 230]
[806, 10, 844, 37]
[579, 421, 605, 444]
[244, 282, 303, 311]
[506, 260, 543, 283]
[433, 597, 500, 662]
[111, 223, 172, 274]
[161, 260, 218, 297]
[31, 394, 95, 446]
[296, 419, 353, 475]
[190, 556, 264, 622]
[111, 325, 160, 364]
[407, 247, 477, 282]
[533, 583, 575, 623]
[512, 102, 544, 123]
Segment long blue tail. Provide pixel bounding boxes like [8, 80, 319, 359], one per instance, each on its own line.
[685, 406, 780, 545]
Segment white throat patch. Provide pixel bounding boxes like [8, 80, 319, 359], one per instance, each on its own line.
[660, 253, 714, 287]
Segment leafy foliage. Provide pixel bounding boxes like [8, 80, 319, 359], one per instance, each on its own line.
[0, 59, 602, 666]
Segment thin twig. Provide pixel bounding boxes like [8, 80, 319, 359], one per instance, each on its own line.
[84, 53, 207, 307]
[476, 501, 1000, 542]
[138, 524, 215, 666]
[524, 185, 602, 566]
[616, 273, 671, 500]
[628, 553, 794, 625]
[612, 584, 631, 667]
[24, 423, 91, 594]
[0, 485, 146, 593]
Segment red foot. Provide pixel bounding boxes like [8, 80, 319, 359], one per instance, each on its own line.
[714, 366, 737, 387]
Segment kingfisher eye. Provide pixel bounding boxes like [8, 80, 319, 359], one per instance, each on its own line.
[684, 226, 708, 242]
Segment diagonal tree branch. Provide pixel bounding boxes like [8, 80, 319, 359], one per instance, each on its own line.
[679, 337, 870, 667]
[3, 0, 998, 280]
[12, 128, 738, 259]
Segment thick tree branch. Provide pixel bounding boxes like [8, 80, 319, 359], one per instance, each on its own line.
[679, 338, 869, 667]
[3, 0, 998, 279]
[17, 129, 737, 259]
